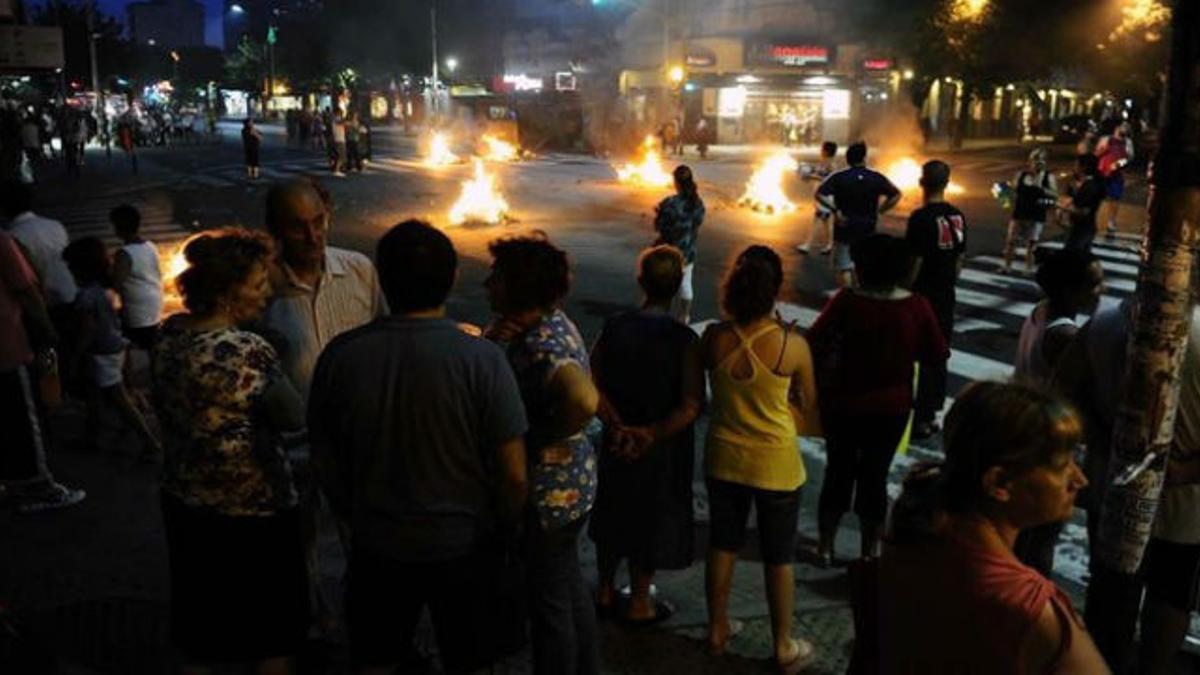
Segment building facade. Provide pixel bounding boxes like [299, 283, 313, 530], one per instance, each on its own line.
[127, 0, 205, 49]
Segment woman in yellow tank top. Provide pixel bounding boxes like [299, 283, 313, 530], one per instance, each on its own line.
[700, 245, 819, 673]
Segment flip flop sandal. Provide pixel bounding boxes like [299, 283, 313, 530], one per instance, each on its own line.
[707, 617, 746, 656]
[623, 599, 675, 628]
[777, 637, 817, 674]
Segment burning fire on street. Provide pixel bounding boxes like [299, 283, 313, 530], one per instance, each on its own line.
[884, 156, 966, 196]
[738, 152, 799, 215]
[449, 159, 510, 226]
[159, 234, 201, 318]
[480, 134, 520, 162]
[614, 136, 673, 189]
[426, 132, 461, 166]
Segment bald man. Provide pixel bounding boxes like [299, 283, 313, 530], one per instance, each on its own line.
[261, 179, 386, 398]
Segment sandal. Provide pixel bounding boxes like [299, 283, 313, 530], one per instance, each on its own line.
[706, 617, 745, 656]
[777, 637, 816, 674]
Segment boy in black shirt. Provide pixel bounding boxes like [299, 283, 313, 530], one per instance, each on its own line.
[1063, 154, 1106, 252]
[904, 160, 966, 439]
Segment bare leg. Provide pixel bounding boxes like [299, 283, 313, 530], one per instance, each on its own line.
[1139, 595, 1191, 675]
[764, 563, 800, 664]
[860, 519, 882, 559]
[596, 548, 619, 609]
[705, 548, 738, 654]
[257, 657, 294, 675]
[627, 563, 656, 620]
[1024, 238, 1039, 273]
[1002, 223, 1016, 272]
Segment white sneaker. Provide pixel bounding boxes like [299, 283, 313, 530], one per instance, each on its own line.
[332, 171, 346, 177]
[17, 483, 86, 514]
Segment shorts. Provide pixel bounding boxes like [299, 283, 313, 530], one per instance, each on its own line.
[347, 545, 514, 671]
[1105, 173, 1125, 200]
[832, 242, 854, 272]
[92, 351, 126, 388]
[1008, 219, 1044, 243]
[679, 263, 695, 301]
[1144, 538, 1200, 612]
[706, 478, 800, 565]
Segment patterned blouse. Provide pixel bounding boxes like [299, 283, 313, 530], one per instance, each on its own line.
[654, 194, 706, 264]
[502, 310, 597, 530]
[153, 316, 298, 517]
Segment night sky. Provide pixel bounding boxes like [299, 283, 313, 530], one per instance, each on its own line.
[35, 0, 228, 47]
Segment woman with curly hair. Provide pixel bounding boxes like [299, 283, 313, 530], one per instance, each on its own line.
[484, 232, 600, 675]
[151, 229, 308, 674]
[701, 244, 819, 673]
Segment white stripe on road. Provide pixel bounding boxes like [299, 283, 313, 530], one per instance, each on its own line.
[974, 254, 1140, 279]
[1036, 240, 1142, 263]
[960, 264, 1137, 294]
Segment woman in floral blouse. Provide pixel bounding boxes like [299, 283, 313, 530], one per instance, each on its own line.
[152, 229, 308, 673]
[485, 233, 600, 675]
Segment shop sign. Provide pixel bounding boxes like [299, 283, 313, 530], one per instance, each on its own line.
[0, 26, 65, 70]
[686, 47, 716, 68]
[863, 58, 893, 71]
[747, 41, 829, 68]
[496, 73, 544, 92]
[718, 86, 747, 118]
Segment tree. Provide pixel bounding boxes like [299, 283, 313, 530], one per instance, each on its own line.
[1085, 0, 1200, 670]
[224, 35, 265, 93]
[29, 0, 124, 89]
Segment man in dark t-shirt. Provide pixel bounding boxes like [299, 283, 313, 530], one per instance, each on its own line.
[817, 141, 902, 287]
[1064, 154, 1106, 252]
[905, 160, 966, 439]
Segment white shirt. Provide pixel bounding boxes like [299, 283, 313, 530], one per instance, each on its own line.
[261, 247, 387, 399]
[117, 240, 163, 329]
[7, 211, 77, 306]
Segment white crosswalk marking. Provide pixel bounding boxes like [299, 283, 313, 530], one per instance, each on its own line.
[40, 198, 192, 250]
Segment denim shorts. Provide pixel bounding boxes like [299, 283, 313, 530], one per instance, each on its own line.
[706, 478, 800, 565]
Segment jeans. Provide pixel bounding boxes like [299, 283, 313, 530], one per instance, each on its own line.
[525, 517, 599, 675]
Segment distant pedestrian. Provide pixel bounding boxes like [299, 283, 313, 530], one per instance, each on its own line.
[1011, 246, 1103, 576]
[484, 234, 600, 675]
[816, 141, 902, 287]
[1002, 148, 1058, 274]
[1095, 120, 1134, 238]
[20, 115, 42, 168]
[116, 112, 138, 174]
[807, 234, 948, 562]
[694, 117, 709, 159]
[345, 112, 363, 173]
[310, 220, 530, 674]
[3, 180, 78, 348]
[653, 165, 705, 324]
[152, 230, 309, 671]
[1063, 154, 1107, 252]
[242, 118, 262, 180]
[589, 245, 704, 625]
[796, 140, 839, 255]
[876, 382, 1105, 674]
[310, 112, 325, 151]
[109, 204, 163, 351]
[0, 228, 86, 513]
[329, 109, 347, 177]
[61, 237, 160, 457]
[700, 245, 819, 670]
[904, 160, 966, 439]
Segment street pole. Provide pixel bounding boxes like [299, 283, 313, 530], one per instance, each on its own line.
[86, 0, 110, 158]
[430, 0, 439, 119]
[268, 36, 275, 119]
[1085, 0, 1200, 669]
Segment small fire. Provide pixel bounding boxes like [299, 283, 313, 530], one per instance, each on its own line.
[481, 134, 519, 162]
[615, 136, 673, 188]
[449, 159, 510, 225]
[738, 152, 799, 215]
[885, 157, 966, 196]
[426, 132, 460, 166]
[159, 234, 201, 318]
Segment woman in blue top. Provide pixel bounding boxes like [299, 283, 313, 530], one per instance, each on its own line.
[654, 165, 705, 324]
[484, 233, 600, 675]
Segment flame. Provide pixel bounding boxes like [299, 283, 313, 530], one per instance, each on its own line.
[426, 132, 460, 166]
[159, 234, 202, 318]
[449, 159, 510, 225]
[481, 134, 519, 162]
[885, 156, 966, 196]
[615, 136, 673, 188]
[738, 151, 798, 215]
[1109, 0, 1170, 43]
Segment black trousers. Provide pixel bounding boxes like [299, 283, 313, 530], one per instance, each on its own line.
[0, 366, 46, 484]
[915, 296, 954, 425]
[819, 412, 911, 526]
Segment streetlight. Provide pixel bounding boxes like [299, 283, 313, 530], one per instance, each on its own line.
[170, 50, 180, 83]
[229, 3, 245, 14]
[446, 57, 458, 74]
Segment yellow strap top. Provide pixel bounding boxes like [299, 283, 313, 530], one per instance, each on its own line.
[705, 322, 804, 491]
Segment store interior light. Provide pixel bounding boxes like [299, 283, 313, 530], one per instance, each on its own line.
[902, 69, 914, 80]
[803, 76, 836, 86]
[735, 74, 760, 84]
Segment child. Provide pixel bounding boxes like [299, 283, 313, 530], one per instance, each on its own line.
[110, 204, 163, 351]
[62, 237, 161, 457]
[796, 140, 838, 255]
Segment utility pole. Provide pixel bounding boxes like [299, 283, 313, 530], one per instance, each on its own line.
[430, 0, 439, 119]
[266, 24, 277, 119]
[1085, 0, 1200, 669]
[86, 0, 109, 158]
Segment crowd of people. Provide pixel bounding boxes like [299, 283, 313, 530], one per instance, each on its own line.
[0, 125, 1191, 675]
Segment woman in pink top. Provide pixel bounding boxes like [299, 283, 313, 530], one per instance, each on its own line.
[874, 382, 1108, 674]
